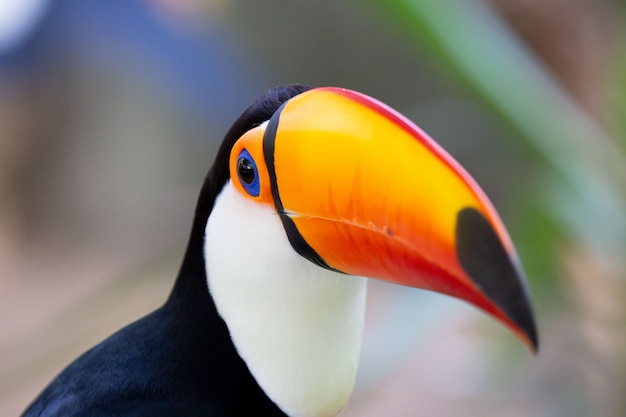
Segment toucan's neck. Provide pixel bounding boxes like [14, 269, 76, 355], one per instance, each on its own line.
[165, 179, 289, 416]
[165, 84, 318, 415]
[205, 182, 367, 417]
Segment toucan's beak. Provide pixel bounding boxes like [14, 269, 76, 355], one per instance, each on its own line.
[231, 87, 537, 351]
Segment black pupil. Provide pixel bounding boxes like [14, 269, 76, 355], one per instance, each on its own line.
[237, 157, 255, 184]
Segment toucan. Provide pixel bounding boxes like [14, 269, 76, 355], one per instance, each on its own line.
[23, 85, 537, 417]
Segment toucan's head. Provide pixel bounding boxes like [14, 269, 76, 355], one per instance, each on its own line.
[202, 85, 537, 417]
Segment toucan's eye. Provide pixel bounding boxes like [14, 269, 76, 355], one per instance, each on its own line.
[236, 149, 260, 197]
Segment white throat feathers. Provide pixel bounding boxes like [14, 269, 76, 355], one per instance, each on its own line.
[205, 181, 367, 417]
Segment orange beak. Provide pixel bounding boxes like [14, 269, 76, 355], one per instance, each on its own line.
[232, 87, 537, 351]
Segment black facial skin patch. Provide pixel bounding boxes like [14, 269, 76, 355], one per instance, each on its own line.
[262, 103, 343, 273]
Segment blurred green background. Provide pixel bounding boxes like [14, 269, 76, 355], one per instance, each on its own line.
[1, 0, 624, 416]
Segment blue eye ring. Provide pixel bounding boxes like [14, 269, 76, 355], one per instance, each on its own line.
[236, 149, 260, 197]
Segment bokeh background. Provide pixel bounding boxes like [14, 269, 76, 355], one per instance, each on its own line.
[1, 0, 625, 416]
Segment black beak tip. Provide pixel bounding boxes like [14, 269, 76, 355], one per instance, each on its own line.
[456, 207, 539, 353]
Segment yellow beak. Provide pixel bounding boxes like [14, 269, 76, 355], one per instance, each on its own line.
[230, 87, 537, 351]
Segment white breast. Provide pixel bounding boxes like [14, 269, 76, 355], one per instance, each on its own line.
[205, 181, 367, 417]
